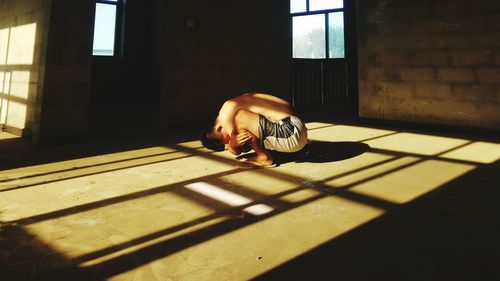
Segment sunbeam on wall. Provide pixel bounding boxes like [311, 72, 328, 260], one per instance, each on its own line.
[0, 23, 37, 132]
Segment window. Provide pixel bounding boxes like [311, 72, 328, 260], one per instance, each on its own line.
[291, 0, 345, 59]
[93, 0, 122, 56]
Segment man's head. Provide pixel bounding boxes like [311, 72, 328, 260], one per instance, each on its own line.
[200, 117, 230, 152]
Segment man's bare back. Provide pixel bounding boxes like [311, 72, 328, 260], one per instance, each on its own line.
[217, 93, 293, 137]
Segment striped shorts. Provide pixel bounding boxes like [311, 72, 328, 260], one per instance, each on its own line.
[258, 115, 308, 153]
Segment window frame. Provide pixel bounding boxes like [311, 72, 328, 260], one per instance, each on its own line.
[93, 0, 125, 58]
[291, 0, 346, 60]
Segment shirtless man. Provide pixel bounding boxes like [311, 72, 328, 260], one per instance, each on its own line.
[200, 93, 308, 168]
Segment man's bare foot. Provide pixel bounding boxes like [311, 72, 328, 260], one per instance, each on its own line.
[246, 155, 274, 166]
[235, 155, 277, 169]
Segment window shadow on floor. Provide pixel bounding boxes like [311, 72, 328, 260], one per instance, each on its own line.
[253, 160, 500, 281]
[2, 122, 497, 279]
[0, 224, 103, 281]
[0, 127, 204, 171]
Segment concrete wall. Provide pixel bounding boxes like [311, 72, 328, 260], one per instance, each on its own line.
[156, 0, 291, 128]
[0, 0, 51, 136]
[357, 0, 500, 129]
[35, 0, 94, 144]
[0, 0, 94, 143]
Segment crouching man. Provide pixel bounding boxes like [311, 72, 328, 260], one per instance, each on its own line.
[200, 93, 308, 168]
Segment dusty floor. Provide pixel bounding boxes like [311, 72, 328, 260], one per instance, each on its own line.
[1, 119, 499, 281]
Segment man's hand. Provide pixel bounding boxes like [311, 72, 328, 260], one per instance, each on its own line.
[229, 130, 253, 155]
[236, 131, 252, 146]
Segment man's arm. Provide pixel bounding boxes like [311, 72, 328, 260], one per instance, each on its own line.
[218, 100, 239, 136]
[228, 132, 241, 155]
[243, 131, 274, 164]
[228, 131, 252, 155]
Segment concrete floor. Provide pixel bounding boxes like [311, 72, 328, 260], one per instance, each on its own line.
[1, 119, 499, 281]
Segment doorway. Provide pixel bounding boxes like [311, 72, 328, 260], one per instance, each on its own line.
[290, 0, 357, 119]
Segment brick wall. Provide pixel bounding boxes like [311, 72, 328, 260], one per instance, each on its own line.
[357, 0, 500, 129]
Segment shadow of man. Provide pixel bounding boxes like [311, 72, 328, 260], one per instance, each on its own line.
[238, 140, 371, 165]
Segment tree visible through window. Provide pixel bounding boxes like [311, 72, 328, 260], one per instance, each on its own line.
[93, 0, 120, 56]
[291, 0, 345, 59]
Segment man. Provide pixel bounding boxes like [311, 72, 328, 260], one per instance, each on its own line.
[200, 93, 308, 168]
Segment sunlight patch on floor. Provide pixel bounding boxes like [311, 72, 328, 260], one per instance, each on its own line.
[326, 155, 421, 189]
[122, 196, 384, 281]
[365, 132, 471, 156]
[348, 159, 477, 204]
[0, 146, 182, 183]
[0, 131, 20, 140]
[440, 141, 500, 164]
[175, 140, 204, 149]
[217, 171, 303, 197]
[23, 191, 225, 265]
[1, 122, 498, 280]
[0, 153, 235, 222]
[185, 182, 274, 215]
[305, 122, 337, 130]
[307, 124, 396, 142]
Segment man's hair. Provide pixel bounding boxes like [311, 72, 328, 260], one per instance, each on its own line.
[200, 120, 225, 152]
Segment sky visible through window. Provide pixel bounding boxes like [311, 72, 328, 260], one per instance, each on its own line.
[310, 0, 343, 11]
[291, 0, 343, 13]
[291, 0, 344, 59]
[329, 12, 344, 58]
[293, 15, 325, 58]
[93, 2, 117, 56]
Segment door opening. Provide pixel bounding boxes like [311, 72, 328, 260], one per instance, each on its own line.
[290, 0, 357, 119]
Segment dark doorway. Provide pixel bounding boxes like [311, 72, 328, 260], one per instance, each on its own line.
[89, 0, 159, 136]
[290, 0, 357, 120]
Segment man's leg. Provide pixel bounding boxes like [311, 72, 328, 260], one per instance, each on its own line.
[232, 109, 276, 167]
[247, 132, 274, 165]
